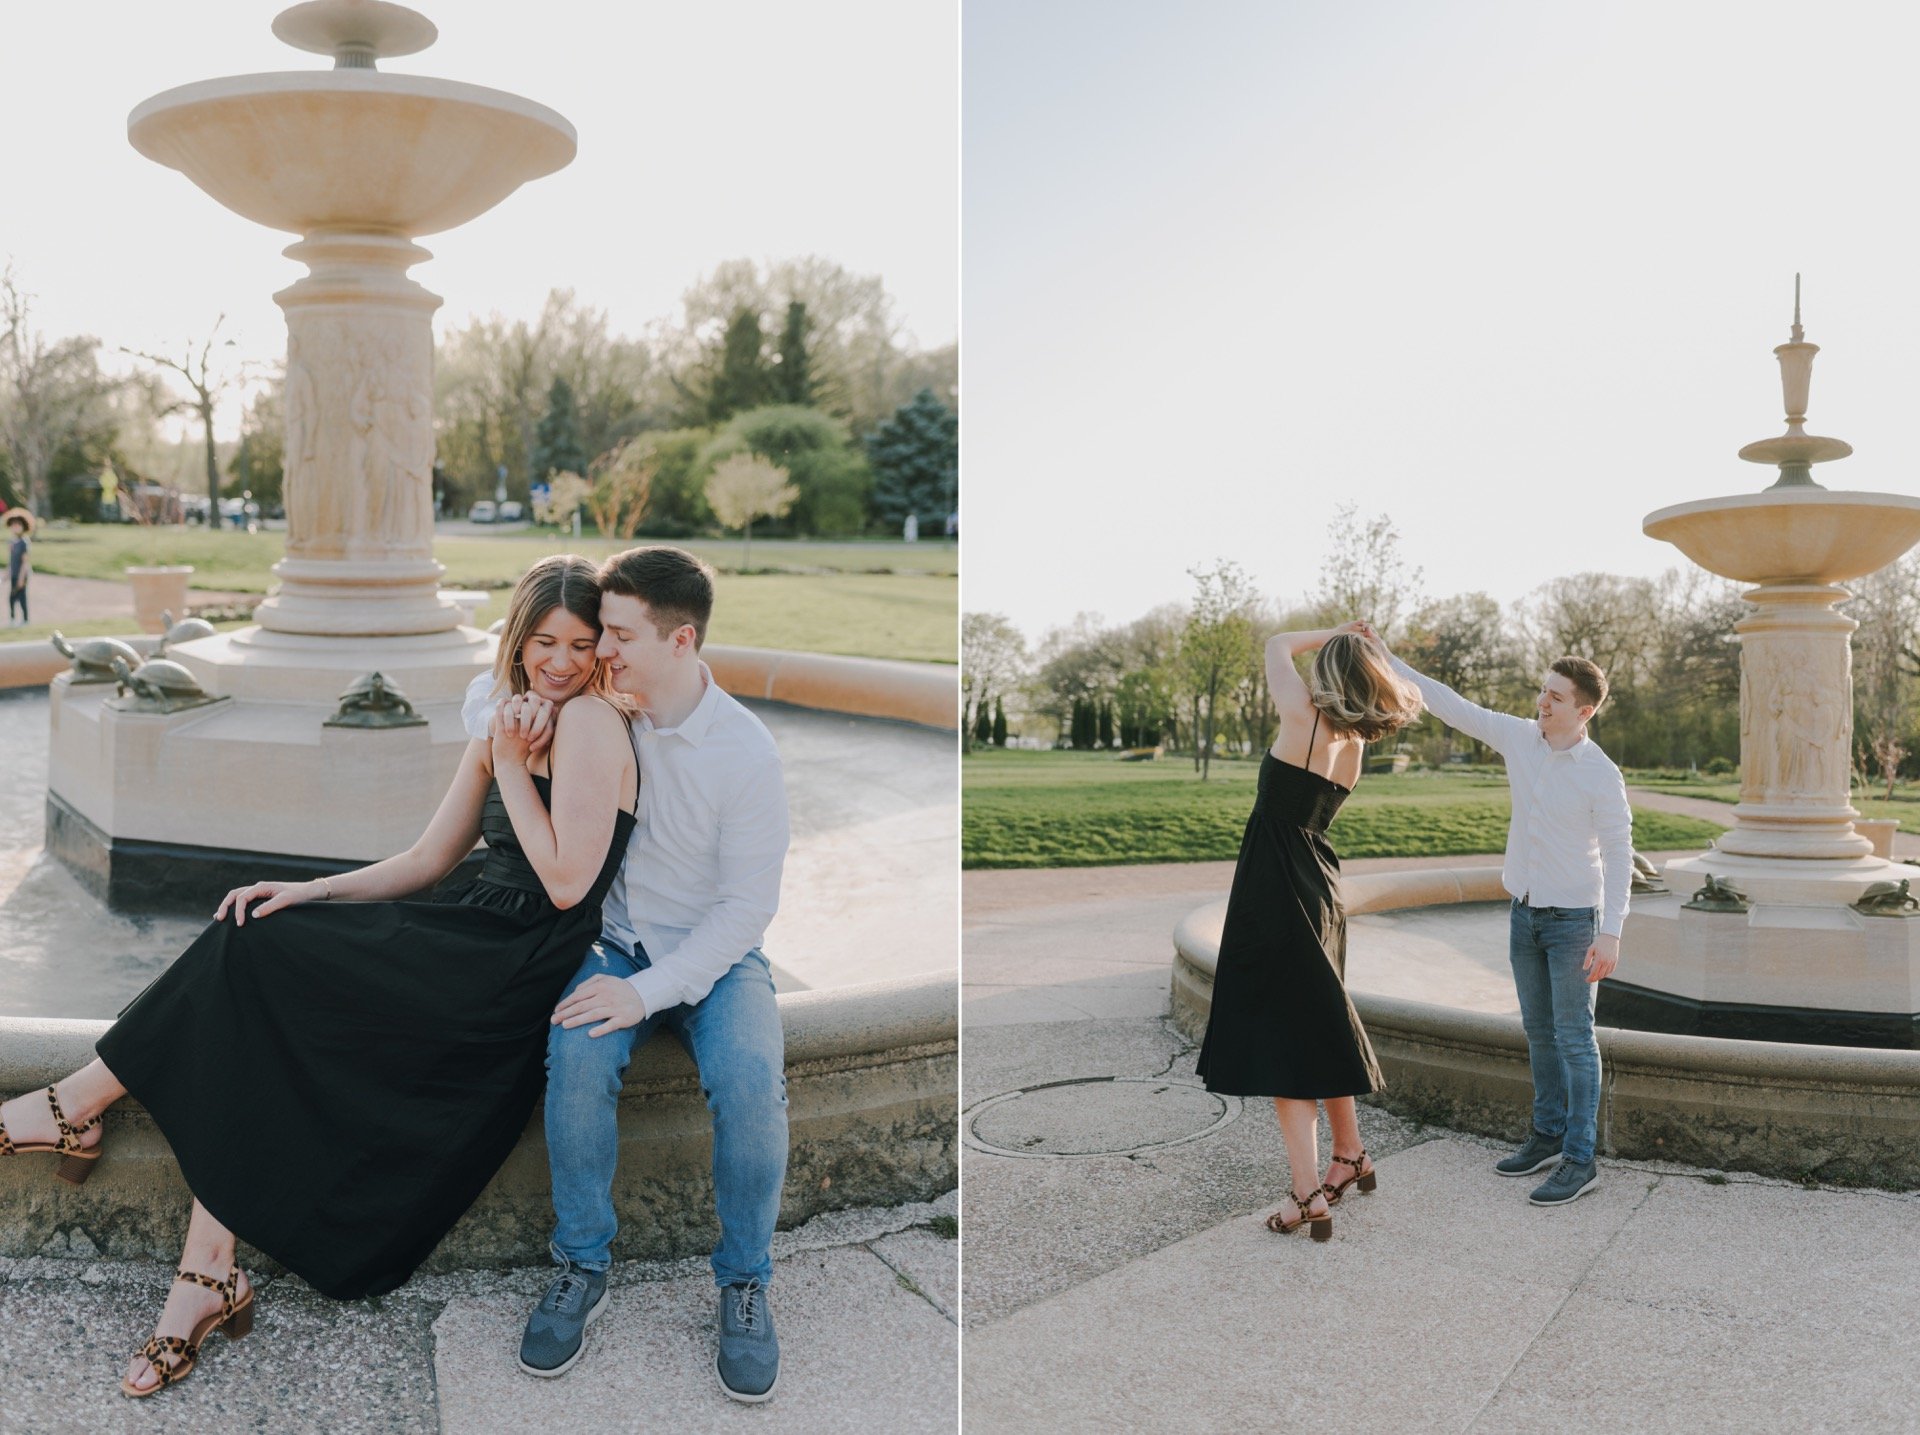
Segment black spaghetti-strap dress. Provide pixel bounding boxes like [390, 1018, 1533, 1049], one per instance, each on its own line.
[1195, 712, 1384, 1099]
[96, 768, 637, 1299]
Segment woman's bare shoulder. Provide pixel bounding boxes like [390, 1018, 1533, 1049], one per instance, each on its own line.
[555, 693, 632, 744]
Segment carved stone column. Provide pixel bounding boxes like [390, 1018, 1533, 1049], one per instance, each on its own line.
[1723, 581, 1870, 859]
[254, 231, 455, 637]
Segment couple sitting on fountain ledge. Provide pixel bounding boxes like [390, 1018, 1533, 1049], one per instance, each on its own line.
[1196, 619, 1632, 1238]
[0, 544, 794, 1403]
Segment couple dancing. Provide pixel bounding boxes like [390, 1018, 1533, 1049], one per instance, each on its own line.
[0, 545, 793, 1402]
[1198, 619, 1632, 1237]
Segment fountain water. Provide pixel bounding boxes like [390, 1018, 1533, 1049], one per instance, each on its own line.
[49, 1, 576, 906]
[1602, 283, 1920, 1045]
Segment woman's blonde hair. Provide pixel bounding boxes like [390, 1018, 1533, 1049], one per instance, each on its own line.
[1308, 632, 1421, 742]
[491, 554, 619, 703]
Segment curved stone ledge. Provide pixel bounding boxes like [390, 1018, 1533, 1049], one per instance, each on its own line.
[1172, 865, 1920, 1188]
[703, 644, 956, 731]
[0, 972, 956, 1270]
[0, 636, 957, 731]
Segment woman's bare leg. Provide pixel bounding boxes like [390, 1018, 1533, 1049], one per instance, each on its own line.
[0, 1059, 125, 1151]
[1323, 1095, 1372, 1187]
[1271, 1097, 1329, 1223]
[123, 1199, 251, 1393]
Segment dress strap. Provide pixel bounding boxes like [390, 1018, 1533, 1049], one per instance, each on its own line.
[1307, 708, 1321, 767]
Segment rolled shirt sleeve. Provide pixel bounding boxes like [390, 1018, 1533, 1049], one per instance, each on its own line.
[1387, 654, 1534, 757]
[462, 669, 496, 740]
[624, 753, 789, 1016]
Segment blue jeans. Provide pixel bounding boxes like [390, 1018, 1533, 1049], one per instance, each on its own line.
[1508, 900, 1602, 1166]
[545, 941, 789, 1286]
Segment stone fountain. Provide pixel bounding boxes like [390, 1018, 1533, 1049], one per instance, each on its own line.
[46, 0, 575, 906]
[1603, 284, 1920, 1045]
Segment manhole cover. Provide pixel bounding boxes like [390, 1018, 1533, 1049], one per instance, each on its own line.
[964, 1077, 1241, 1158]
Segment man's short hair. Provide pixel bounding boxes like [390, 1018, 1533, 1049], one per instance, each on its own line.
[598, 545, 716, 648]
[1551, 656, 1608, 713]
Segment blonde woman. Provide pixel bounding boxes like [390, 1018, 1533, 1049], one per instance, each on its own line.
[1195, 621, 1421, 1240]
[0, 555, 639, 1397]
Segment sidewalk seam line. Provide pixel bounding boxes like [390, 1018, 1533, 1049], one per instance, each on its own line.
[1460, 1174, 1662, 1434]
[862, 1241, 956, 1327]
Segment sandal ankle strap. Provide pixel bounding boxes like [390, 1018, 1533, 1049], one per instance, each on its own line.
[45, 1085, 99, 1152]
[175, 1264, 242, 1320]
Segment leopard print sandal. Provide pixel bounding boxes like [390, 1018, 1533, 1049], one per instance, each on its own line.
[0, 1085, 103, 1184]
[120, 1264, 255, 1399]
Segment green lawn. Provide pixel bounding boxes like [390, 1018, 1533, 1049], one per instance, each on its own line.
[25, 527, 957, 587]
[1627, 770, 1920, 832]
[19, 527, 956, 663]
[963, 750, 1726, 868]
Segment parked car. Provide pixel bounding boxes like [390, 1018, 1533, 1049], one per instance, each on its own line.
[497, 500, 525, 524]
[468, 500, 497, 524]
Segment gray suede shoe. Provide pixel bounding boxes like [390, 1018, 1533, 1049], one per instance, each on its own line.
[1494, 1132, 1564, 1177]
[1529, 1158, 1599, 1207]
[715, 1279, 779, 1403]
[518, 1264, 609, 1378]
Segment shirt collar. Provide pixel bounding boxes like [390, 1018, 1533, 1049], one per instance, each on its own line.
[639, 661, 721, 746]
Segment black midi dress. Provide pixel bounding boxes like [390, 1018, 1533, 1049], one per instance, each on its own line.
[1195, 721, 1385, 1100]
[96, 774, 636, 1299]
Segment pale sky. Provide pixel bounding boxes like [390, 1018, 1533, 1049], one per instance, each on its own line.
[3, 2, 957, 436]
[963, 0, 1920, 640]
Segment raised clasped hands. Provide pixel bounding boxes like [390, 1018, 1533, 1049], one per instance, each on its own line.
[1342, 618, 1380, 644]
[552, 972, 647, 1038]
[214, 879, 322, 926]
[489, 692, 556, 771]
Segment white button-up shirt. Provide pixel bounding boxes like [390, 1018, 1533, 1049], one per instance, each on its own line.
[1389, 656, 1633, 938]
[461, 665, 789, 1014]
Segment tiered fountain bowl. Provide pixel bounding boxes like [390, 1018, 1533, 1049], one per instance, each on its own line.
[50, 1, 575, 906]
[1609, 302, 1920, 1046]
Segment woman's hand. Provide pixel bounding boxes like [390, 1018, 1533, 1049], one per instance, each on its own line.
[1342, 619, 1381, 643]
[489, 694, 555, 771]
[214, 878, 326, 926]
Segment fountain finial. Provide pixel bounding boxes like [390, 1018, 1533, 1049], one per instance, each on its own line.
[1735, 275, 1852, 488]
[272, 0, 437, 70]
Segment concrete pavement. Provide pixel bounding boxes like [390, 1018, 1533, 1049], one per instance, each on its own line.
[0, 1192, 956, 1433]
[961, 861, 1920, 1433]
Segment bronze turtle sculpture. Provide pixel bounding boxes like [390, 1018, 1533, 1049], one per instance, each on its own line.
[108, 655, 223, 714]
[155, 612, 218, 655]
[51, 631, 143, 685]
[326, 670, 426, 729]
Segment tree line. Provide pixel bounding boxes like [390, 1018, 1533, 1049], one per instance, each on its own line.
[966, 506, 1920, 789]
[0, 256, 958, 542]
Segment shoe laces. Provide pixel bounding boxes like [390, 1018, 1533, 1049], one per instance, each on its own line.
[548, 1270, 590, 1314]
[731, 1279, 763, 1332]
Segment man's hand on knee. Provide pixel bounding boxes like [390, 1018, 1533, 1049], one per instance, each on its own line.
[553, 974, 648, 1037]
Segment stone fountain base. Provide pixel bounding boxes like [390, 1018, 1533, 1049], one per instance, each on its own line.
[46, 626, 492, 910]
[1604, 865, 1920, 1047]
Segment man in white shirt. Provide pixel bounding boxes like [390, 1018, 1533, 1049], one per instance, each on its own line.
[1380, 635, 1632, 1208]
[464, 547, 790, 1399]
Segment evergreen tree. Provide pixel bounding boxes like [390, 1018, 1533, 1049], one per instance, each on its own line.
[973, 700, 992, 746]
[774, 301, 814, 405]
[992, 697, 1008, 747]
[867, 388, 957, 530]
[707, 308, 771, 423]
[1098, 700, 1115, 750]
[531, 375, 586, 482]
